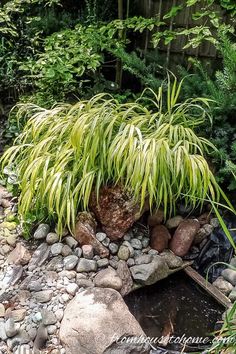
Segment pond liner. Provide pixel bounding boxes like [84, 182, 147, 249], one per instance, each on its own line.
[193, 218, 236, 282]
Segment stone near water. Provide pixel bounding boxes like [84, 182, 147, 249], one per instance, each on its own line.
[34, 324, 48, 351]
[150, 225, 171, 253]
[134, 254, 153, 265]
[213, 276, 233, 296]
[46, 232, 59, 245]
[64, 255, 79, 270]
[94, 268, 122, 291]
[229, 287, 236, 302]
[142, 237, 149, 248]
[230, 257, 236, 268]
[75, 212, 109, 258]
[221, 269, 236, 286]
[76, 259, 97, 273]
[170, 219, 200, 257]
[47, 324, 57, 335]
[60, 287, 149, 354]
[130, 255, 169, 286]
[82, 244, 94, 259]
[116, 260, 133, 296]
[127, 258, 135, 267]
[34, 224, 50, 240]
[159, 250, 183, 269]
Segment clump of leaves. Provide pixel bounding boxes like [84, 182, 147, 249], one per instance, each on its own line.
[1, 77, 221, 235]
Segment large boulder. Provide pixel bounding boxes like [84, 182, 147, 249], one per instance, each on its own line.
[59, 288, 150, 354]
[129, 255, 169, 286]
[169, 219, 200, 257]
[89, 185, 148, 240]
[74, 212, 109, 258]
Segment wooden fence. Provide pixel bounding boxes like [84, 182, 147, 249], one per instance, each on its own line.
[137, 0, 231, 64]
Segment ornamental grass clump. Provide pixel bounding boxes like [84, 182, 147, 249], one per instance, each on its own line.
[1, 78, 221, 235]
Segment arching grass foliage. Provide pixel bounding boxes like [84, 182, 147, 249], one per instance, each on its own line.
[1, 78, 221, 235]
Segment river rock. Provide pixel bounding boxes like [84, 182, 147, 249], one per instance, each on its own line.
[64, 255, 79, 270]
[51, 242, 63, 256]
[60, 287, 150, 354]
[221, 269, 236, 286]
[130, 255, 169, 286]
[116, 260, 133, 296]
[89, 185, 148, 240]
[117, 245, 130, 261]
[170, 219, 200, 257]
[0, 320, 7, 340]
[0, 304, 5, 317]
[61, 244, 73, 257]
[135, 254, 153, 265]
[34, 224, 50, 240]
[150, 225, 171, 253]
[82, 244, 94, 259]
[46, 232, 59, 245]
[97, 258, 109, 268]
[66, 283, 78, 295]
[159, 250, 183, 269]
[33, 290, 53, 303]
[5, 317, 19, 337]
[7, 242, 31, 265]
[41, 309, 57, 326]
[94, 268, 122, 291]
[28, 243, 50, 269]
[47, 255, 63, 271]
[213, 276, 233, 295]
[229, 287, 236, 302]
[76, 259, 97, 272]
[147, 209, 164, 227]
[109, 242, 119, 255]
[166, 216, 183, 229]
[64, 236, 78, 249]
[194, 224, 213, 245]
[74, 212, 109, 258]
[11, 309, 26, 322]
[130, 238, 142, 250]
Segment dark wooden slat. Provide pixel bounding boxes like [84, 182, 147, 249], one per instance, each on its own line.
[184, 266, 232, 309]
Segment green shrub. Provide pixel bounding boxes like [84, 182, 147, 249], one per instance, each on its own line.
[1, 77, 221, 235]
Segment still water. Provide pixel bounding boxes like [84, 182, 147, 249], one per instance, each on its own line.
[125, 271, 224, 353]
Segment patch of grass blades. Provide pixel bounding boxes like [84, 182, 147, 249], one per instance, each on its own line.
[0, 77, 222, 235]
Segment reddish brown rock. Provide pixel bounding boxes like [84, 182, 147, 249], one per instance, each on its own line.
[148, 209, 164, 227]
[170, 219, 200, 257]
[74, 212, 109, 258]
[89, 185, 148, 240]
[150, 225, 171, 253]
